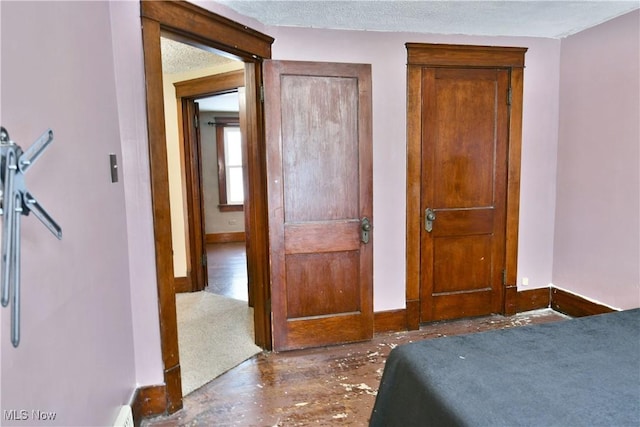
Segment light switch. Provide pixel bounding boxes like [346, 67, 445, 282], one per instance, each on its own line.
[109, 153, 118, 183]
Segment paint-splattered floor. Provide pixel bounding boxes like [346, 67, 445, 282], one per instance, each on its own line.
[142, 309, 568, 426]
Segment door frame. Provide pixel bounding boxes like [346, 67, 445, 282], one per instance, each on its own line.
[178, 97, 206, 293]
[174, 70, 245, 294]
[405, 43, 527, 329]
[140, 0, 274, 413]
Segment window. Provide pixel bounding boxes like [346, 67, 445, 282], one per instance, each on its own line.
[215, 116, 244, 212]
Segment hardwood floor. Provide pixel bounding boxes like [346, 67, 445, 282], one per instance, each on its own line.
[205, 242, 248, 301]
[143, 308, 568, 426]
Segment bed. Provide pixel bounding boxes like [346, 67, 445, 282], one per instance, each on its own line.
[370, 308, 640, 427]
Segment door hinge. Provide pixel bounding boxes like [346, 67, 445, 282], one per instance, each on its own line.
[502, 269, 507, 285]
[201, 253, 207, 267]
[507, 87, 512, 106]
[260, 85, 265, 103]
[194, 114, 199, 128]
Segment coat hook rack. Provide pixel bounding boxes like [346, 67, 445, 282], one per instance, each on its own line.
[0, 126, 62, 347]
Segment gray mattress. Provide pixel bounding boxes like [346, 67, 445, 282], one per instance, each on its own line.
[370, 309, 640, 427]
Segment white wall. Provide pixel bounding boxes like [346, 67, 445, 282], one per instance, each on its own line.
[1, 2, 136, 425]
[199, 111, 246, 235]
[554, 10, 640, 309]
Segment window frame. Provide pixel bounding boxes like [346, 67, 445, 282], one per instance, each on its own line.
[215, 116, 244, 212]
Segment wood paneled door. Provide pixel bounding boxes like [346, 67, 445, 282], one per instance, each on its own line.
[405, 44, 527, 325]
[264, 61, 374, 351]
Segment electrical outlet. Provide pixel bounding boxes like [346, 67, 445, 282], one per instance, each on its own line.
[522, 277, 529, 287]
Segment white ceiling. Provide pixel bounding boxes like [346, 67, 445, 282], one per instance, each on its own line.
[219, 0, 639, 39]
[196, 92, 240, 112]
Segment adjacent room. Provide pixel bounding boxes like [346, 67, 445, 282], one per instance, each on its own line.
[160, 36, 261, 395]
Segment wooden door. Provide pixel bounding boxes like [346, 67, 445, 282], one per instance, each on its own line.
[264, 60, 373, 351]
[420, 67, 509, 321]
[182, 99, 208, 292]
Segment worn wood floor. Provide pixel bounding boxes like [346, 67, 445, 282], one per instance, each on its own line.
[143, 307, 568, 426]
[205, 242, 249, 302]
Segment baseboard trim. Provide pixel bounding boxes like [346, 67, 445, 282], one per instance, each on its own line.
[375, 287, 615, 336]
[374, 309, 407, 333]
[131, 384, 166, 427]
[206, 232, 246, 243]
[516, 286, 616, 317]
[550, 287, 616, 317]
[517, 288, 551, 312]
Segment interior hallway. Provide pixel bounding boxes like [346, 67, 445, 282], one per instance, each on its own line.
[144, 308, 568, 426]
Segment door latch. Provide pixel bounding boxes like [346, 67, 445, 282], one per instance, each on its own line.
[361, 217, 371, 244]
[425, 208, 436, 232]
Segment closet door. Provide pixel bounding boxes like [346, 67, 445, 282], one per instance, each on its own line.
[405, 43, 527, 324]
[420, 67, 509, 321]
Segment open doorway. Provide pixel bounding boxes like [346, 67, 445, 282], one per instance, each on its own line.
[196, 92, 252, 301]
[159, 37, 261, 396]
[140, 0, 274, 412]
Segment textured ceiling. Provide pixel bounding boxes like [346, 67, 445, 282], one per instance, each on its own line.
[219, 0, 639, 39]
[161, 37, 236, 74]
[162, 1, 639, 76]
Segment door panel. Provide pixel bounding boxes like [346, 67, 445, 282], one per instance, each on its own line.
[286, 251, 360, 317]
[265, 60, 373, 351]
[421, 67, 509, 321]
[433, 235, 492, 293]
[281, 75, 360, 222]
[284, 220, 360, 253]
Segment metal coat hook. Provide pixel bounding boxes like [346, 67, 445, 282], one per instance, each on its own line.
[0, 126, 62, 347]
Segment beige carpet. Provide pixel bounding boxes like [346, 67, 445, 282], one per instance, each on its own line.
[176, 291, 262, 396]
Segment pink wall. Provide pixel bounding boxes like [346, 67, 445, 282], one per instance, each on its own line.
[1, 2, 136, 426]
[108, 0, 164, 389]
[2, 4, 631, 425]
[104, 0, 564, 394]
[270, 27, 561, 309]
[100, 0, 270, 403]
[554, 11, 640, 309]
